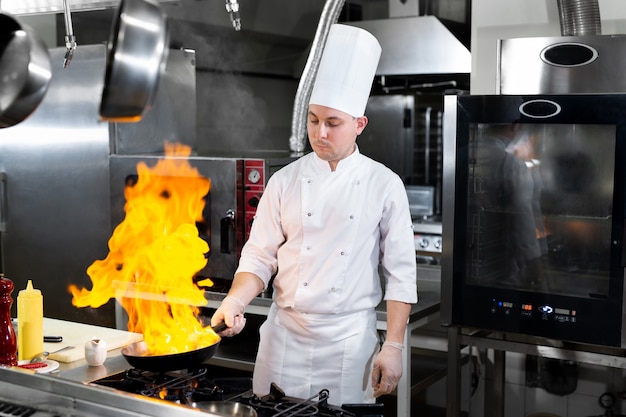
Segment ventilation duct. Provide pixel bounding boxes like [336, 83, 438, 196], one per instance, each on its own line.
[557, 0, 601, 36]
[289, 0, 345, 153]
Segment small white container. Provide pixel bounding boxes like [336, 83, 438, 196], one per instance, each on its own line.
[84, 338, 107, 366]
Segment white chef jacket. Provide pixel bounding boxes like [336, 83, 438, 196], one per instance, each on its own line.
[237, 146, 417, 320]
[237, 146, 417, 403]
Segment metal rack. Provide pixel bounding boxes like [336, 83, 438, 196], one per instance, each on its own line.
[446, 326, 626, 417]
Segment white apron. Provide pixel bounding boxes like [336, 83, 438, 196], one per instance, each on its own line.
[252, 303, 379, 406]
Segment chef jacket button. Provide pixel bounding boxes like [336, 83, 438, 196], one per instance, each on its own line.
[349, 215, 354, 219]
[340, 251, 345, 256]
[307, 179, 312, 183]
[303, 282, 308, 286]
[307, 212, 312, 217]
[306, 246, 311, 251]
[330, 287, 336, 292]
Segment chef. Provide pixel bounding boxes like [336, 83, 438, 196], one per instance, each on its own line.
[211, 23, 417, 406]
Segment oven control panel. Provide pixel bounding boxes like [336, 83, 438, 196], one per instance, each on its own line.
[413, 221, 442, 254]
[414, 233, 442, 253]
[242, 159, 265, 238]
[236, 159, 266, 255]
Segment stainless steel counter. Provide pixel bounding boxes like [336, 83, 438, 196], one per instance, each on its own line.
[0, 275, 440, 417]
[0, 359, 224, 417]
[203, 277, 440, 323]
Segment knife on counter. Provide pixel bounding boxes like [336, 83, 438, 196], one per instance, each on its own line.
[44, 336, 63, 343]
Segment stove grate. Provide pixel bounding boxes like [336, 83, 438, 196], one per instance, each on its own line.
[0, 401, 36, 417]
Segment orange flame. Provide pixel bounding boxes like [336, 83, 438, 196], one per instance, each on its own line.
[69, 143, 220, 355]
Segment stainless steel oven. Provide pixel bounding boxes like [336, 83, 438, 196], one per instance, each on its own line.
[441, 93, 626, 347]
[110, 152, 295, 286]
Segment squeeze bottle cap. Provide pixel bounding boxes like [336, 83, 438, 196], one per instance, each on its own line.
[20, 280, 41, 297]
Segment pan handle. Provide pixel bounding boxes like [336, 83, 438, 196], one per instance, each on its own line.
[211, 321, 228, 333]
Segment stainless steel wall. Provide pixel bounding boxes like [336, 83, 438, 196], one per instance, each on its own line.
[0, 44, 197, 327]
[0, 45, 114, 326]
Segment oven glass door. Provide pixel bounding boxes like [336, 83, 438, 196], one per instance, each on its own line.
[444, 94, 626, 347]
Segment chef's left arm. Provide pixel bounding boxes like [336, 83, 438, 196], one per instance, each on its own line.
[371, 177, 418, 397]
[372, 300, 412, 397]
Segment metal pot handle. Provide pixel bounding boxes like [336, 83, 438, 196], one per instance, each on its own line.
[62, 0, 77, 68]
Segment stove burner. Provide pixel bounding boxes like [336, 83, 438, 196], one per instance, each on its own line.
[254, 385, 327, 416]
[242, 383, 372, 417]
[92, 368, 384, 417]
[274, 403, 319, 416]
[135, 367, 212, 398]
[92, 366, 249, 403]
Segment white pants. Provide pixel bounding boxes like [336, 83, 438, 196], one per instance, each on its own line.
[252, 303, 379, 406]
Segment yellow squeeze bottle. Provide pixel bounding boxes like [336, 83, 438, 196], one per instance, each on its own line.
[17, 280, 43, 361]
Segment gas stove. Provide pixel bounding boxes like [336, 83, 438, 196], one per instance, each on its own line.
[91, 366, 385, 417]
[242, 384, 384, 417]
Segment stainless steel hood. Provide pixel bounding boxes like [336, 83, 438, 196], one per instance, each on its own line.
[495, 0, 625, 94]
[348, 16, 471, 76]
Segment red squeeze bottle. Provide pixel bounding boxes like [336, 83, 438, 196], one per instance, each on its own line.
[0, 275, 17, 366]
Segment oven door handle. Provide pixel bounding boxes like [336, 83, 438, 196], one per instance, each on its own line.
[220, 209, 235, 253]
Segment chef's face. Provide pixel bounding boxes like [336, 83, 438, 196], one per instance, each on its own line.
[307, 104, 367, 170]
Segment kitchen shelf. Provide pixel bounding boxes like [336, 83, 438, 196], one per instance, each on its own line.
[409, 348, 450, 396]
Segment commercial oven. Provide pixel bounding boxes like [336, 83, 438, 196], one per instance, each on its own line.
[109, 152, 295, 285]
[441, 93, 626, 347]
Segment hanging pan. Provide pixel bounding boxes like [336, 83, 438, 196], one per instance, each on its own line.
[99, 0, 169, 122]
[0, 12, 52, 128]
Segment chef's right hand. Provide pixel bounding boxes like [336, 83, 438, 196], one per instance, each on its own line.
[211, 295, 246, 337]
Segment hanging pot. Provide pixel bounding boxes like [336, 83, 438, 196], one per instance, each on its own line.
[99, 0, 169, 122]
[0, 12, 52, 128]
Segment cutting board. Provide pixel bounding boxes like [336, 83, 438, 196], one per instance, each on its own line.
[43, 318, 143, 363]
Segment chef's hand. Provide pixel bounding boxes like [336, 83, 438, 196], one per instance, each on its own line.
[211, 295, 246, 337]
[371, 342, 403, 397]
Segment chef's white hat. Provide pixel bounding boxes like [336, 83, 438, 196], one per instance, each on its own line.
[309, 24, 382, 117]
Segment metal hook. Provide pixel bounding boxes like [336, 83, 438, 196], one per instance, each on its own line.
[224, 0, 241, 31]
[62, 0, 77, 67]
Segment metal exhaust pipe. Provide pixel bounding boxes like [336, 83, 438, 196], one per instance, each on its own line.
[556, 0, 602, 36]
[288, 0, 345, 154]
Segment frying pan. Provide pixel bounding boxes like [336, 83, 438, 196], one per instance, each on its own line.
[121, 322, 227, 372]
[0, 12, 52, 128]
[99, 0, 169, 122]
